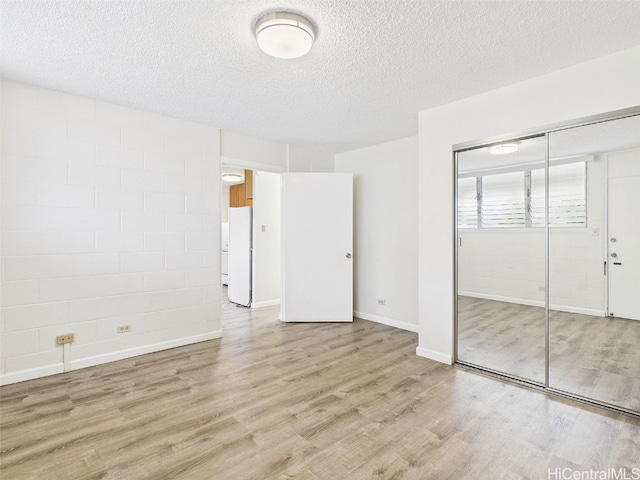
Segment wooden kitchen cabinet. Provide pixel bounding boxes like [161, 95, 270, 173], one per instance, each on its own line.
[229, 170, 253, 207]
[244, 169, 253, 200]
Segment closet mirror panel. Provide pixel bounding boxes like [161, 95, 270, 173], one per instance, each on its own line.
[456, 135, 546, 383]
[548, 114, 640, 412]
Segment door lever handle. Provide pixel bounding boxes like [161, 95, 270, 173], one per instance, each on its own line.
[345, 253, 352, 259]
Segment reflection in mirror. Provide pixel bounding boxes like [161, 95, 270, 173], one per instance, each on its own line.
[548, 114, 640, 413]
[456, 135, 546, 383]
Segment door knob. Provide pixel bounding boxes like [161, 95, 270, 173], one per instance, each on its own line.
[345, 253, 352, 259]
[611, 253, 618, 258]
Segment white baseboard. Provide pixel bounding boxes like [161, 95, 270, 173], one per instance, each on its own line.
[281, 318, 353, 323]
[354, 311, 419, 333]
[416, 346, 453, 365]
[549, 304, 604, 317]
[459, 291, 544, 308]
[0, 330, 222, 386]
[72, 330, 222, 370]
[251, 299, 281, 309]
[0, 364, 64, 386]
[459, 292, 605, 317]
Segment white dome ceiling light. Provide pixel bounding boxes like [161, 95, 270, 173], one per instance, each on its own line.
[222, 173, 243, 183]
[489, 143, 519, 155]
[255, 12, 315, 59]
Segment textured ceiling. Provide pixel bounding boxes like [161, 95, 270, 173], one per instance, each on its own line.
[2, 1, 640, 154]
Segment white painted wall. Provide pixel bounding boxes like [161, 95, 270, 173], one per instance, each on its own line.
[417, 45, 640, 365]
[221, 130, 287, 173]
[221, 130, 334, 174]
[251, 171, 281, 308]
[288, 144, 334, 172]
[458, 156, 606, 316]
[335, 136, 419, 332]
[0, 80, 221, 385]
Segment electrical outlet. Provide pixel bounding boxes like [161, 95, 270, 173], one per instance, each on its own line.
[378, 299, 386, 305]
[57, 333, 75, 344]
[117, 324, 131, 334]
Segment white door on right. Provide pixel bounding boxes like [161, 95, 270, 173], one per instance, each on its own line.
[608, 150, 640, 321]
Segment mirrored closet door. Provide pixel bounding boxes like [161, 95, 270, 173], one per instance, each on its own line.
[455, 110, 640, 414]
[548, 114, 640, 412]
[456, 135, 547, 384]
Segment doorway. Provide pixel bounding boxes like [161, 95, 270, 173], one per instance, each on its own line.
[221, 166, 282, 310]
[607, 149, 640, 321]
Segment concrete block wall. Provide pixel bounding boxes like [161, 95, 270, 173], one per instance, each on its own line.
[1, 80, 221, 384]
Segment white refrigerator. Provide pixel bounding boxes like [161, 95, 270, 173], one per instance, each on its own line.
[228, 206, 252, 306]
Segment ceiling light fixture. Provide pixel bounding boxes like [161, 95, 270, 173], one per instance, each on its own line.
[222, 173, 243, 183]
[255, 12, 315, 59]
[489, 143, 519, 155]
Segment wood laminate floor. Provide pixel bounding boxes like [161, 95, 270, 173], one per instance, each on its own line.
[1, 293, 639, 479]
[458, 296, 640, 412]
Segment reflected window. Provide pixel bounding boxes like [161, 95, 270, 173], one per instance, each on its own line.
[481, 171, 526, 227]
[458, 162, 586, 228]
[531, 161, 586, 227]
[457, 176, 479, 228]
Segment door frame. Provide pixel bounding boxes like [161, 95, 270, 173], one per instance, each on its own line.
[604, 154, 611, 317]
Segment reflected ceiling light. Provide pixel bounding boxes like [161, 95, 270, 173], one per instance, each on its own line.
[222, 173, 243, 183]
[489, 143, 519, 155]
[255, 12, 315, 59]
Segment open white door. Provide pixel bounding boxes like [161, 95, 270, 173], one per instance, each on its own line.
[607, 150, 640, 321]
[281, 173, 353, 322]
